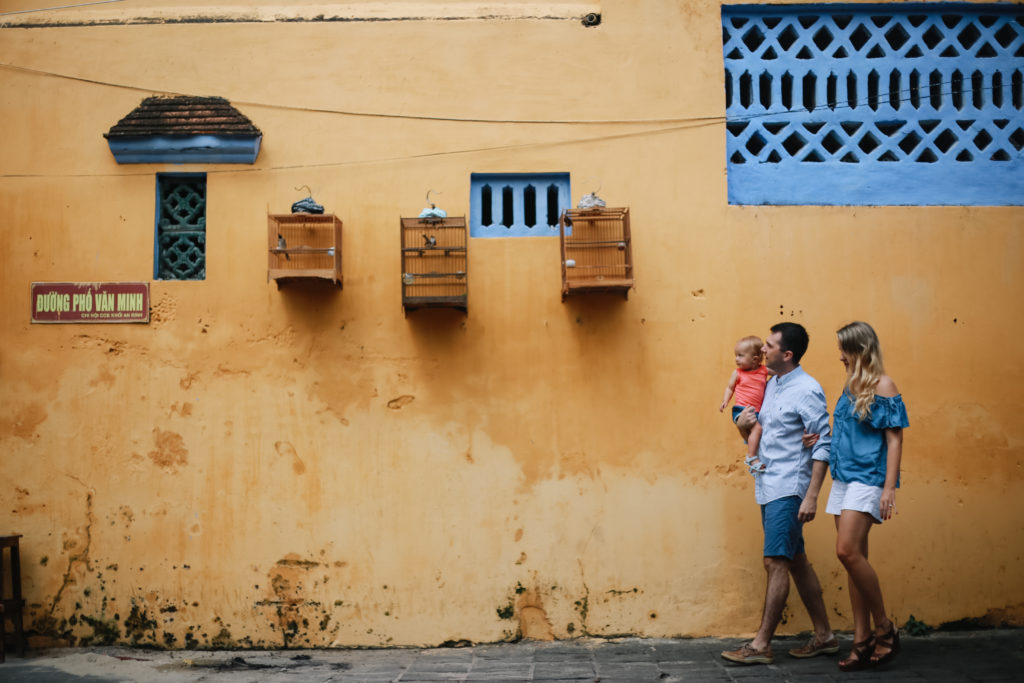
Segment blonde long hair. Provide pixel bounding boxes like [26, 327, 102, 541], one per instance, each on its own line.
[837, 321, 885, 420]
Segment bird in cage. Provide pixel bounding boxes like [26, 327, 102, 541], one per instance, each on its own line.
[277, 233, 290, 260]
[422, 233, 437, 247]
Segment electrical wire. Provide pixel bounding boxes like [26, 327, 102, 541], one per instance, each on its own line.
[0, 62, 716, 126]
[0, 59, 1016, 179]
[0, 0, 124, 16]
[1, 61, 1014, 129]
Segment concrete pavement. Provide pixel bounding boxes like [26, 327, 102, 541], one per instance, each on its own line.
[1, 630, 1022, 682]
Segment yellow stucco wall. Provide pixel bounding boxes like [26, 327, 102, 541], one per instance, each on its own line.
[1, 0, 1022, 648]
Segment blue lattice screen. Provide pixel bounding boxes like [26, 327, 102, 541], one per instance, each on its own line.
[156, 174, 206, 280]
[722, 3, 1024, 205]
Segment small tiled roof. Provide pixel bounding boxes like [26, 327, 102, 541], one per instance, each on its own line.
[104, 96, 261, 138]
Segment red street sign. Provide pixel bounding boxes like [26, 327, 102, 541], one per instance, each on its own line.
[31, 282, 150, 324]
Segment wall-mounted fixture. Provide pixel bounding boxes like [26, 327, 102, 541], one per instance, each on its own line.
[559, 207, 633, 300]
[400, 215, 467, 314]
[268, 214, 342, 287]
[105, 96, 261, 164]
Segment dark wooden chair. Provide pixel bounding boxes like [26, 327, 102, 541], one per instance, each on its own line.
[0, 535, 26, 661]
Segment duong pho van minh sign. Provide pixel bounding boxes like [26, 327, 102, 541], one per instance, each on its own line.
[31, 282, 149, 323]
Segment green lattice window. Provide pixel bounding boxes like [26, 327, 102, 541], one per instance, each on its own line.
[156, 174, 206, 280]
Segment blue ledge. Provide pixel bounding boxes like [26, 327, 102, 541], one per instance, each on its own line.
[107, 135, 262, 164]
[728, 161, 1024, 205]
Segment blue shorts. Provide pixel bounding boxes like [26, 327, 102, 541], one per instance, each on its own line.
[732, 406, 759, 423]
[760, 496, 805, 559]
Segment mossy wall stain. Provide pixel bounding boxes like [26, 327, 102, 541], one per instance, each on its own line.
[124, 603, 159, 645]
[254, 554, 344, 648]
[79, 615, 120, 646]
[495, 601, 514, 621]
[210, 627, 234, 649]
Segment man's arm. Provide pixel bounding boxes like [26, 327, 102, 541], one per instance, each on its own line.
[798, 459, 828, 522]
[735, 405, 758, 441]
[800, 385, 832, 463]
[798, 382, 831, 523]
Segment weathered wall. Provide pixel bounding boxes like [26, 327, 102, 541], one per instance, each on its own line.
[1, 0, 1022, 648]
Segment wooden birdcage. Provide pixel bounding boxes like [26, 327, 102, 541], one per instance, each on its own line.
[559, 207, 633, 300]
[400, 216, 468, 314]
[268, 214, 342, 287]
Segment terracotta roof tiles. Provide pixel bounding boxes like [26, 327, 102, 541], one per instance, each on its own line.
[105, 96, 261, 138]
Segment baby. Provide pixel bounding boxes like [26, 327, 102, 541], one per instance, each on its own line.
[719, 335, 769, 474]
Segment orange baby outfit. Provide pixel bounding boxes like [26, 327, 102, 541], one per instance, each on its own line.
[734, 365, 769, 410]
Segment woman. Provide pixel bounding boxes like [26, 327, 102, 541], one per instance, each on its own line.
[827, 322, 908, 671]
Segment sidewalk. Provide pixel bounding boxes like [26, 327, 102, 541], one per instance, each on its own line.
[1, 630, 1021, 682]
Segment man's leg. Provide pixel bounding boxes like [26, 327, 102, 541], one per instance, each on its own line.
[722, 497, 801, 665]
[789, 552, 834, 643]
[750, 555, 790, 650]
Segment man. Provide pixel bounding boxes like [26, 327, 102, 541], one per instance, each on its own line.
[721, 322, 837, 665]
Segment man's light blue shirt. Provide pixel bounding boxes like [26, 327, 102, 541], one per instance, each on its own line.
[754, 365, 831, 505]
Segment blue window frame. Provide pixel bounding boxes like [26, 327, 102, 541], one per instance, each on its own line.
[155, 174, 206, 280]
[722, 3, 1024, 205]
[470, 173, 571, 237]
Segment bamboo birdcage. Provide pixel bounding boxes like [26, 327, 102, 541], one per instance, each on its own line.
[268, 214, 342, 287]
[559, 207, 633, 300]
[400, 216, 468, 313]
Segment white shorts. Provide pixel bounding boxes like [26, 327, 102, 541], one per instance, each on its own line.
[826, 480, 883, 524]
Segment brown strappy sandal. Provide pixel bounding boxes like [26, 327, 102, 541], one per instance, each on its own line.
[870, 622, 901, 666]
[838, 634, 875, 672]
